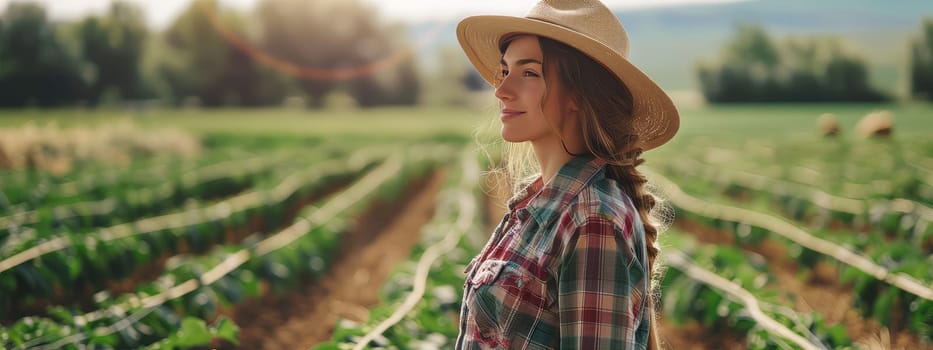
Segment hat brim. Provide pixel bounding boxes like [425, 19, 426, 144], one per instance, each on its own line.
[457, 15, 679, 151]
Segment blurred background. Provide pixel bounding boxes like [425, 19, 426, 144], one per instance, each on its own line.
[1, 0, 932, 349]
[0, 0, 929, 110]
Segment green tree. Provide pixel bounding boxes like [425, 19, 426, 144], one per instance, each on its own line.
[824, 55, 883, 101]
[256, 0, 419, 107]
[0, 3, 86, 107]
[726, 24, 780, 70]
[76, 1, 150, 104]
[697, 24, 887, 103]
[697, 25, 781, 102]
[909, 18, 933, 100]
[148, 0, 284, 106]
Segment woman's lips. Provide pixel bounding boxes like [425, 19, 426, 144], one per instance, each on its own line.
[500, 109, 525, 120]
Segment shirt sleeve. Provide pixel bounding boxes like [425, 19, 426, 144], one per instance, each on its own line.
[557, 216, 646, 349]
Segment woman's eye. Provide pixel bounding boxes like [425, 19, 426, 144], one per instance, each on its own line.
[500, 69, 538, 78]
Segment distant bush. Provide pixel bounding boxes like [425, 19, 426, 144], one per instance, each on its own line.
[909, 18, 933, 101]
[697, 25, 888, 103]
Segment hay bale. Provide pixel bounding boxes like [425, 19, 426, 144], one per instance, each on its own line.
[855, 110, 894, 138]
[817, 113, 840, 136]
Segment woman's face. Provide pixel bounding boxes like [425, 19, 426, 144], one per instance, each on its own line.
[496, 35, 574, 144]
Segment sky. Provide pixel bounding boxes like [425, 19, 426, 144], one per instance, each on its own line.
[0, 0, 749, 29]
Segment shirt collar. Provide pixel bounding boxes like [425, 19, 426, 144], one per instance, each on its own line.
[507, 155, 607, 225]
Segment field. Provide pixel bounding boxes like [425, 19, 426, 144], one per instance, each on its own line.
[1, 102, 932, 349]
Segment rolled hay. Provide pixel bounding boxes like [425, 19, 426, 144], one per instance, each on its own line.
[817, 113, 840, 136]
[0, 123, 39, 169]
[855, 110, 894, 138]
[26, 143, 73, 176]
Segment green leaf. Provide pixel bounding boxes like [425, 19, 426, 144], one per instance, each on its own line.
[238, 270, 260, 297]
[88, 330, 119, 347]
[872, 288, 899, 325]
[212, 317, 239, 345]
[40, 253, 72, 284]
[825, 323, 851, 346]
[173, 317, 212, 349]
[0, 273, 17, 291]
[46, 306, 73, 324]
[311, 342, 342, 350]
[141, 337, 175, 350]
[15, 264, 52, 297]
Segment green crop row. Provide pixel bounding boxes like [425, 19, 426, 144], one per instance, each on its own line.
[0, 148, 325, 249]
[0, 151, 382, 320]
[653, 170, 933, 343]
[0, 147, 268, 216]
[650, 167, 933, 285]
[679, 209, 933, 343]
[655, 161, 933, 253]
[661, 232, 853, 350]
[0, 146, 448, 349]
[653, 136, 933, 205]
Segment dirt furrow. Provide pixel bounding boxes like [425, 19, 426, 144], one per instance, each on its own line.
[231, 170, 447, 349]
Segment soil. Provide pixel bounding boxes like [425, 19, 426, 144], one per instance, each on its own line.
[229, 170, 447, 349]
[657, 318, 746, 350]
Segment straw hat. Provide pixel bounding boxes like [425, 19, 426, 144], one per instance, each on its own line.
[456, 0, 679, 151]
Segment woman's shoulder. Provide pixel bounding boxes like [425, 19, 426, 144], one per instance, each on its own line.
[543, 172, 641, 261]
[565, 178, 638, 228]
[549, 183, 641, 267]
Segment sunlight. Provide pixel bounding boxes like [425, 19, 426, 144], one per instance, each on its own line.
[196, 1, 447, 81]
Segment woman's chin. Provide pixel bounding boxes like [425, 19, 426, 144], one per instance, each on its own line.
[500, 132, 526, 143]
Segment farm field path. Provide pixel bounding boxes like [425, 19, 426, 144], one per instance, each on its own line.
[676, 218, 933, 350]
[231, 170, 448, 349]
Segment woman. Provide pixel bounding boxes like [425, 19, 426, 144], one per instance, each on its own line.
[455, 0, 679, 348]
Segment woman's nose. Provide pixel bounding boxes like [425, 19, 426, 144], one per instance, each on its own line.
[494, 76, 515, 102]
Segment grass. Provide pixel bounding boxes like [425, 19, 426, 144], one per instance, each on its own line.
[0, 102, 930, 145]
[0, 106, 486, 140]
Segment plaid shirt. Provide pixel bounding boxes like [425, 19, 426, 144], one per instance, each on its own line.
[456, 155, 650, 349]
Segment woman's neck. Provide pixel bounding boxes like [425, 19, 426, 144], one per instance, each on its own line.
[530, 111, 585, 185]
[532, 139, 575, 185]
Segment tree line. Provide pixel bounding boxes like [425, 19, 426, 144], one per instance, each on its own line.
[0, 0, 424, 108]
[0, 1, 931, 108]
[697, 22, 933, 103]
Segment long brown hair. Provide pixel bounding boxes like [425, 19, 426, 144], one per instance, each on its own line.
[498, 34, 665, 349]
